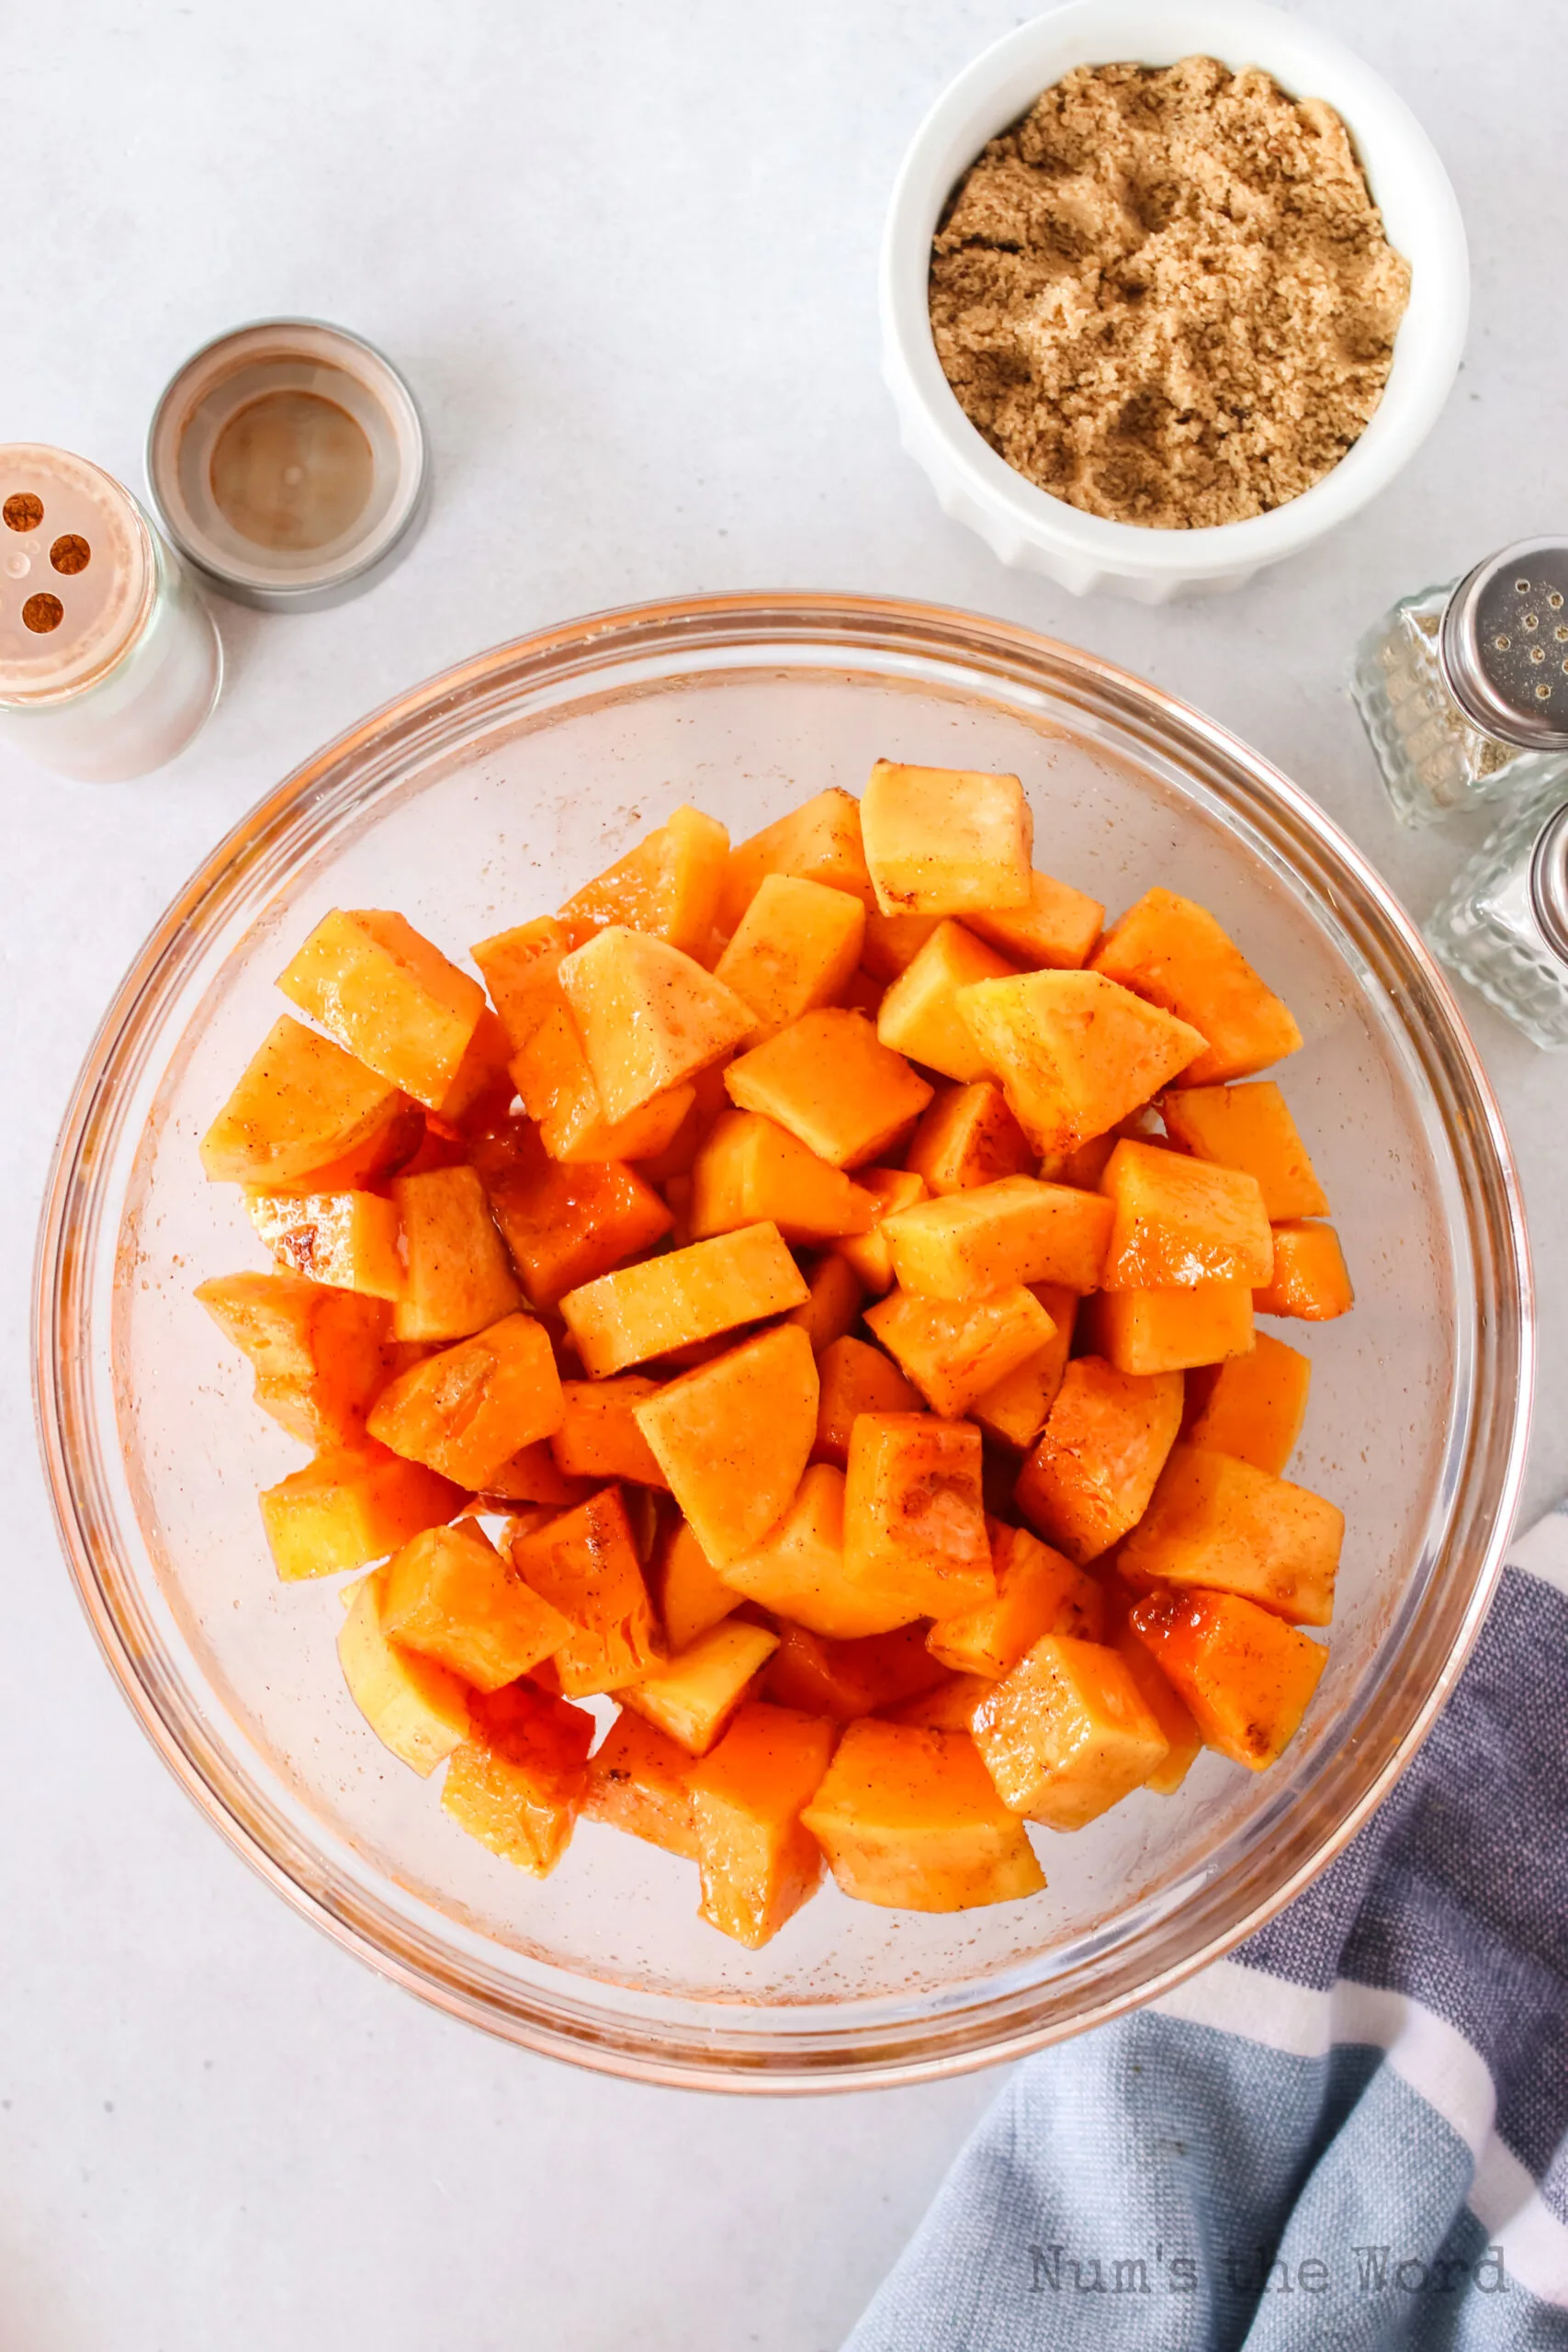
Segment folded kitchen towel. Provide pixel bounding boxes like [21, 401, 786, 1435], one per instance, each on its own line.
[845, 1502, 1568, 2352]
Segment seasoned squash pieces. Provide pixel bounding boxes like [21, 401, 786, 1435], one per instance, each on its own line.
[689, 1111, 875, 1247]
[583, 1713, 700, 1859]
[958, 971, 1207, 1155]
[713, 873, 865, 1038]
[717, 787, 874, 936]
[861, 760, 1032, 916]
[876, 920, 1018, 1081]
[690, 1702, 838, 1946]
[391, 1165, 523, 1340]
[970, 1283, 1078, 1449]
[784, 1251, 866, 1353]
[244, 1187, 403, 1300]
[471, 915, 588, 1053]
[1130, 1588, 1327, 1770]
[557, 803, 729, 959]
[633, 1324, 818, 1566]
[964, 867, 1105, 971]
[368, 1313, 563, 1488]
[196, 1269, 390, 1449]
[508, 1487, 663, 1695]
[560, 1221, 807, 1374]
[762, 1622, 949, 1720]
[442, 1680, 594, 1876]
[337, 1566, 471, 1774]
[865, 1283, 1055, 1419]
[1119, 1445, 1344, 1626]
[831, 1167, 928, 1294]
[1185, 1332, 1312, 1476]
[802, 1722, 1043, 1911]
[905, 1080, 1033, 1195]
[882, 1174, 1111, 1297]
[1089, 1283, 1255, 1378]
[649, 1515, 740, 1649]
[1100, 1138, 1273, 1290]
[1161, 1080, 1329, 1220]
[973, 1636, 1169, 1829]
[813, 1336, 922, 1467]
[512, 996, 694, 1164]
[623, 1619, 781, 1757]
[379, 1521, 570, 1690]
[842, 1414, 996, 1628]
[1091, 888, 1303, 1086]
[558, 926, 753, 1123]
[200, 1015, 413, 1190]
[1255, 1222, 1354, 1320]
[276, 909, 486, 1109]
[726, 1009, 932, 1170]
[929, 1524, 1105, 1679]
[550, 1376, 669, 1487]
[1015, 1357, 1183, 1564]
[722, 1464, 884, 1639]
[261, 1444, 461, 1580]
[477, 1122, 671, 1310]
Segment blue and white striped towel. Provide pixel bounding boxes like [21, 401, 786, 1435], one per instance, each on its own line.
[846, 1503, 1568, 2350]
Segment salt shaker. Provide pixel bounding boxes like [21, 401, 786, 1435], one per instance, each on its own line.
[1350, 539, 1568, 827]
[1427, 789, 1568, 1048]
[0, 445, 220, 782]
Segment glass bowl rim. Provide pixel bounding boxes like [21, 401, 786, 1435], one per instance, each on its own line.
[31, 589, 1534, 2091]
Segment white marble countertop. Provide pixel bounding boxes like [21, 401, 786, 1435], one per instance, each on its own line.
[5, 5, 1562, 2346]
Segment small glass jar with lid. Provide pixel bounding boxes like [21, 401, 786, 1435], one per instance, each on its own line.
[1427, 789, 1568, 1049]
[1350, 539, 1568, 827]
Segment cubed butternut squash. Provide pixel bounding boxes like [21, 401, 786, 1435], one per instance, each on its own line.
[876, 921, 1019, 1081]
[904, 1081, 1032, 1195]
[1088, 1283, 1255, 1377]
[1100, 1138, 1273, 1290]
[557, 803, 730, 959]
[481, 1441, 593, 1508]
[929, 1524, 1105, 1678]
[964, 868, 1105, 971]
[260, 1444, 462, 1580]
[1254, 1222, 1354, 1320]
[1119, 1444, 1343, 1626]
[199, 1015, 412, 1190]
[812, 1336, 922, 1468]
[507, 1486, 664, 1694]
[559, 1220, 807, 1375]
[716, 788, 874, 936]
[548, 1375, 669, 1486]
[650, 1514, 740, 1650]
[958, 971, 1208, 1155]
[689, 1702, 838, 1946]
[1185, 1331, 1312, 1475]
[830, 1167, 928, 1295]
[784, 1251, 866, 1353]
[1106, 1604, 1203, 1795]
[582, 1713, 700, 1859]
[1129, 1587, 1327, 1769]
[623, 1618, 781, 1756]
[243, 1188, 403, 1300]
[842, 1414, 995, 1628]
[722, 1464, 894, 1640]
[761, 1620, 950, 1720]
[865, 1283, 1055, 1419]
[558, 927, 754, 1123]
[861, 908, 942, 982]
[470, 915, 589, 1054]
[276, 909, 486, 1109]
[860, 760, 1032, 917]
[973, 1635, 1169, 1828]
[390, 1165, 523, 1341]
[367, 1312, 563, 1488]
[195, 1270, 390, 1449]
[512, 999, 694, 1165]
[971, 1284, 1077, 1449]
[689, 1111, 875, 1246]
[632, 1324, 819, 1566]
[801, 1721, 1044, 1910]
[474, 1118, 671, 1309]
[880, 1673, 994, 1731]
[1160, 1081, 1328, 1220]
[1090, 888, 1303, 1086]
[379, 1521, 570, 1691]
[712, 873, 865, 1038]
[1014, 1357, 1184, 1565]
[725, 1009, 932, 1170]
[337, 1567, 471, 1774]
[881, 1174, 1112, 1297]
[442, 1680, 594, 1874]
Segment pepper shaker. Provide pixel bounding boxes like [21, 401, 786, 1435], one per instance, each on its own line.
[1350, 539, 1568, 827]
[1427, 788, 1568, 1048]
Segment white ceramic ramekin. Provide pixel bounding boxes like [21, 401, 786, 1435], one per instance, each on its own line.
[881, 0, 1470, 602]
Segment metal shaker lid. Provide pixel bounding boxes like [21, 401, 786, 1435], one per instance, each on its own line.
[1439, 539, 1568, 750]
[1529, 799, 1568, 967]
[146, 320, 428, 612]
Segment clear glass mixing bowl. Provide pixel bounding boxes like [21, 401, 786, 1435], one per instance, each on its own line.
[33, 594, 1532, 2089]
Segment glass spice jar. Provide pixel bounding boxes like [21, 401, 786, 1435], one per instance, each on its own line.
[1350, 539, 1568, 827]
[1427, 789, 1568, 1049]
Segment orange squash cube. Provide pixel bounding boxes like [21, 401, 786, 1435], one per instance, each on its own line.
[973, 1635, 1169, 1828]
[904, 1081, 1032, 1195]
[337, 1567, 471, 1774]
[378, 1521, 570, 1690]
[1088, 1283, 1255, 1377]
[722, 1464, 891, 1640]
[195, 1269, 390, 1449]
[390, 1164, 523, 1341]
[761, 1620, 950, 1720]
[649, 1514, 740, 1650]
[1100, 1139, 1273, 1290]
[842, 1414, 995, 1628]
[971, 1283, 1077, 1449]
[964, 867, 1105, 971]
[434, 1009, 513, 1126]
[548, 1375, 669, 1487]
[881, 1673, 994, 1731]
[1091, 888, 1303, 1086]
[801, 1721, 1044, 1911]
[712, 872, 866, 1039]
[1119, 1444, 1343, 1626]
[716, 787, 874, 936]
[199, 1015, 412, 1190]
[477, 1122, 671, 1310]
[512, 1000, 694, 1165]
[876, 921, 1019, 1081]
[243, 1187, 403, 1300]
[861, 908, 942, 982]
[557, 803, 730, 959]
[583, 1712, 700, 1859]
[725, 1009, 932, 1170]
[560, 1221, 807, 1376]
[1106, 1605, 1203, 1795]
[865, 1283, 1055, 1419]
[623, 1618, 781, 1757]
[558, 927, 754, 1123]
[1254, 1222, 1354, 1320]
[367, 1312, 563, 1487]
[632, 1324, 818, 1566]
[929, 1524, 1105, 1678]
[860, 760, 1032, 917]
[689, 1111, 876, 1247]
[1185, 1331, 1312, 1475]
[276, 908, 486, 1110]
[507, 1487, 664, 1695]
[689, 1702, 838, 1947]
[881, 1174, 1112, 1297]
[1015, 1357, 1184, 1564]
[442, 1680, 594, 1874]
[784, 1251, 866, 1353]
[260, 1443, 462, 1580]
[1161, 1080, 1328, 1220]
[481, 1441, 593, 1508]
[958, 970, 1208, 1155]
[1129, 1587, 1327, 1769]
[812, 1336, 922, 1468]
[830, 1167, 928, 1294]
[470, 915, 589, 1053]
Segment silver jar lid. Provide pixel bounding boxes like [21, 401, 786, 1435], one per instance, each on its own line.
[146, 320, 428, 611]
[1530, 799, 1568, 967]
[1439, 539, 1568, 750]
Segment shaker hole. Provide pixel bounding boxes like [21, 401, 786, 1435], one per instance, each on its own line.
[4, 492, 43, 533]
[1536, 684, 1552, 701]
[1530, 647, 1546, 665]
[22, 592, 63, 632]
[1551, 592, 1565, 610]
[50, 533, 90, 575]
[1494, 634, 1511, 651]
[1516, 578, 1532, 594]
[1523, 614, 1540, 630]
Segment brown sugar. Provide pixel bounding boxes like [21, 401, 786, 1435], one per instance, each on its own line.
[928, 57, 1412, 530]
